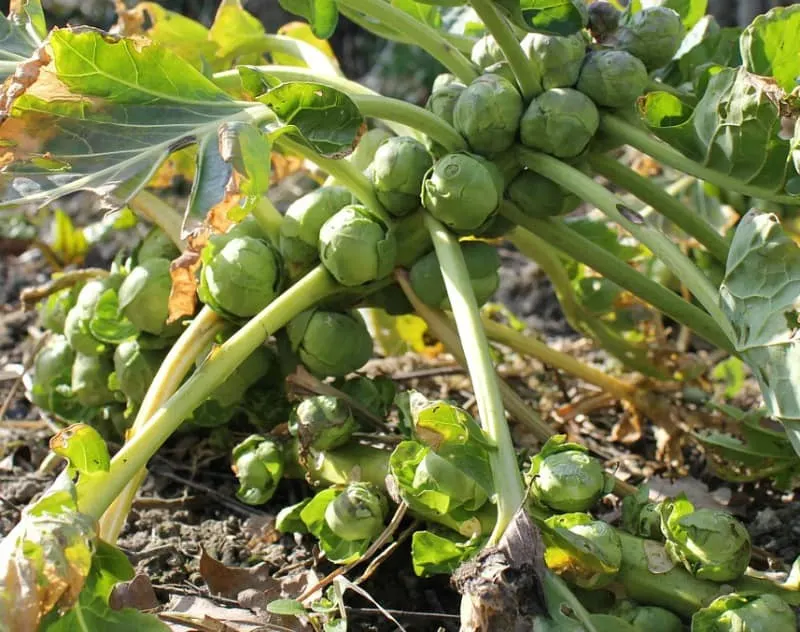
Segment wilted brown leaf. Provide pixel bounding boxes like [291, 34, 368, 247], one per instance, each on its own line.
[159, 595, 264, 632]
[109, 573, 160, 611]
[167, 249, 202, 322]
[198, 549, 280, 601]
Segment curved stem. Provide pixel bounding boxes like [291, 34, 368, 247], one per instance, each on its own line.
[423, 214, 524, 543]
[468, 0, 538, 99]
[77, 266, 341, 520]
[335, 0, 479, 84]
[517, 147, 736, 346]
[500, 207, 734, 353]
[599, 113, 800, 207]
[252, 196, 284, 244]
[220, 33, 342, 78]
[589, 152, 729, 264]
[127, 190, 185, 249]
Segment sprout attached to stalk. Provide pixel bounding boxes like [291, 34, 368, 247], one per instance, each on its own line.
[410, 241, 501, 309]
[370, 137, 433, 217]
[319, 204, 397, 287]
[659, 496, 751, 582]
[422, 152, 504, 233]
[621, 486, 663, 540]
[64, 275, 123, 356]
[528, 435, 614, 513]
[520, 88, 600, 159]
[521, 32, 587, 90]
[453, 74, 523, 155]
[587, 1, 622, 43]
[135, 226, 180, 263]
[231, 435, 284, 505]
[506, 170, 573, 219]
[692, 593, 796, 632]
[617, 7, 684, 70]
[426, 82, 466, 127]
[71, 352, 117, 408]
[576, 50, 648, 108]
[30, 334, 75, 411]
[118, 258, 175, 336]
[470, 34, 504, 69]
[38, 286, 80, 335]
[289, 395, 358, 451]
[286, 308, 374, 378]
[113, 339, 165, 408]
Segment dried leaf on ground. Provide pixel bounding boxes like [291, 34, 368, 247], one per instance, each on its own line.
[199, 548, 280, 600]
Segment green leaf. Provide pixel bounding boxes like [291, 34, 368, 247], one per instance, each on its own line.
[740, 5, 800, 94]
[266, 599, 308, 616]
[391, 0, 443, 27]
[710, 356, 746, 398]
[299, 488, 370, 564]
[411, 529, 482, 576]
[257, 81, 364, 157]
[277, 0, 339, 39]
[50, 423, 111, 477]
[720, 210, 800, 454]
[639, 67, 800, 197]
[0, 1, 44, 80]
[89, 289, 138, 344]
[0, 29, 266, 213]
[209, 0, 267, 67]
[511, 0, 589, 35]
[630, 0, 707, 29]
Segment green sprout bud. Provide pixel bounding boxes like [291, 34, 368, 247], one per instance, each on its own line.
[410, 241, 500, 309]
[660, 498, 751, 582]
[520, 88, 599, 159]
[576, 50, 648, 108]
[521, 32, 587, 90]
[64, 276, 123, 356]
[618, 7, 684, 70]
[545, 512, 623, 588]
[339, 375, 396, 418]
[324, 482, 389, 542]
[453, 74, 523, 154]
[71, 352, 116, 408]
[289, 395, 358, 451]
[38, 286, 80, 335]
[371, 137, 433, 216]
[426, 83, 465, 127]
[31, 335, 74, 403]
[621, 486, 663, 540]
[432, 73, 463, 92]
[113, 339, 164, 407]
[507, 170, 570, 218]
[613, 602, 683, 632]
[692, 593, 796, 632]
[286, 309, 373, 378]
[422, 152, 504, 233]
[412, 449, 489, 512]
[319, 204, 397, 286]
[529, 436, 614, 512]
[200, 236, 283, 318]
[135, 227, 180, 263]
[280, 186, 354, 266]
[118, 258, 173, 335]
[470, 34, 503, 69]
[231, 435, 284, 505]
[588, 1, 621, 43]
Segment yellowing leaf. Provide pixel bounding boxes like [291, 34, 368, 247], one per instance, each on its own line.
[50, 210, 88, 266]
[395, 314, 444, 358]
[274, 21, 338, 67]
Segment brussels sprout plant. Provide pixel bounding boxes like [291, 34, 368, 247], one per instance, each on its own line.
[7, 1, 800, 630]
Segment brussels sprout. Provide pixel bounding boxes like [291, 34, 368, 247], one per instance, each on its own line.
[319, 205, 397, 286]
[520, 88, 599, 159]
[507, 170, 570, 218]
[482, 61, 517, 87]
[412, 448, 489, 510]
[618, 7, 684, 70]
[135, 227, 180, 263]
[660, 497, 751, 582]
[529, 436, 614, 512]
[339, 375, 396, 418]
[118, 258, 174, 335]
[453, 74, 523, 154]
[324, 482, 389, 541]
[621, 486, 663, 540]
[470, 34, 503, 69]
[410, 241, 500, 309]
[71, 352, 117, 408]
[286, 308, 374, 378]
[544, 512, 623, 588]
[371, 137, 433, 216]
[31, 335, 74, 407]
[422, 152, 504, 232]
[38, 286, 80, 334]
[576, 50, 648, 108]
[113, 339, 164, 407]
[612, 602, 683, 632]
[432, 73, 464, 92]
[349, 128, 394, 173]
[692, 593, 795, 632]
[200, 236, 283, 318]
[587, 1, 621, 43]
[289, 395, 358, 451]
[521, 32, 587, 90]
[426, 83, 466, 127]
[279, 186, 354, 266]
[231, 435, 284, 505]
[64, 276, 123, 356]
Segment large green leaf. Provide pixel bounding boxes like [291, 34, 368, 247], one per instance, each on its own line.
[0, 28, 264, 213]
[740, 5, 800, 94]
[498, 0, 588, 35]
[719, 210, 800, 455]
[0, 0, 45, 80]
[639, 66, 800, 196]
[277, 0, 339, 39]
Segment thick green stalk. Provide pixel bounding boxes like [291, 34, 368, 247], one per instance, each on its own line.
[518, 147, 736, 345]
[424, 214, 524, 543]
[127, 190, 185, 248]
[509, 228, 668, 379]
[467, 0, 538, 99]
[252, 196, 284, 244]
[335, 0, 479, 84]
[501, 207, 733, 353]
[589, 153, 729, 264]
[599, 114, 800, 207]
[76, 266, 340, 520]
